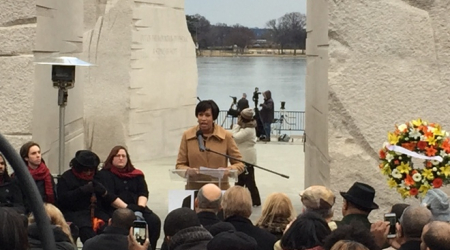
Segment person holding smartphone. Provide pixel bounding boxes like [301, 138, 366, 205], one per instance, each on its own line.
[95, 146, 161, 250]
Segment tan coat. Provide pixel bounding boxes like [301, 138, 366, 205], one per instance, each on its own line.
[176, 124, 245, 190]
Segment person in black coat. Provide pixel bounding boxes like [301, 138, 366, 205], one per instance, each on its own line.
[95, 145, 161, 250]
[259, 90, 274, 141]
[57, 150, 106, 244]
[82, 208, 136, 250]
[222, 186, 277, 250]
[0, 154, 26, 214]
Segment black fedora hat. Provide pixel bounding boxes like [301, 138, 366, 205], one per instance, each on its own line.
[71, 150, 100, 170]
[340, 182, 379, 210]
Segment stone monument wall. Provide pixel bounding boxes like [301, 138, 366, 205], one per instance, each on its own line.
[306, 0, 450, 220]
[1, 0, 197, 173]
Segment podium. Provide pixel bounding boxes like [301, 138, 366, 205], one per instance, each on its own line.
[168, 168, 239, 212]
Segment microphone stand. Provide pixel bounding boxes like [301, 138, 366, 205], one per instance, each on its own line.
[204, 147, 290, 179]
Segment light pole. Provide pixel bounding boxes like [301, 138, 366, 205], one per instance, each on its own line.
[35, 57, 93, 175]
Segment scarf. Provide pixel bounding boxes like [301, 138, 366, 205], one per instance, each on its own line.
[110, 166, 144, 179]
[71, 168, 94, 181]
[28, 162, 55, 204]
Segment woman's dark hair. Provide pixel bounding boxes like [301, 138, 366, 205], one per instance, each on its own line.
[195, 100, 220, 120]
[280, 211, 332, 250]
[390, 203, 409, 223]
[323, 222, 380, 250]
[0, 207, 28, 250]
[103, 146, 135, 172]
[19, 141, 40, 164]
[0, 154, 11, 183]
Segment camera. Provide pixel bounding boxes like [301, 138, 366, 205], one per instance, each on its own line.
[52, 65, 75, 89]
[253, 87, 261, 107]
[230, 96, 237, 105]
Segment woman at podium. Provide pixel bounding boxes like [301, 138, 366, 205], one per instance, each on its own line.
[176, 100, 245, 190]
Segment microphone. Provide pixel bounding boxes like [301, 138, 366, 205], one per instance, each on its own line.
[196, 130, 206, 152]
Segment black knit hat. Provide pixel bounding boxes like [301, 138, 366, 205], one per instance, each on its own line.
[208, 222, 236, 236]
[164, 208, 200, 237]
[207, 230, 257, 250]
[70, 150, 100, 171]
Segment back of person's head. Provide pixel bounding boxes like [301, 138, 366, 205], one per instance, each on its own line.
[164, 207, 200, 237]
[422, 221, 450, 250]
[331, 240, 369, 250]
[208, 222, 236, 236]
[0, 207, 28, 250]
[222, 186, 252, 219]
[197, 183, 222, 213]
[111, 208, 136, 230]
[29, 203, 74, 244]
[398, 205, 432, 239]
[256, 192, 296, 228]
[195, 100, 220, 120]
[390, 203, 409, 223]
[207, 230, 257, 250]
[301, 186, 335, 220]
[323, 222, 379, 250]
[280, 211, 331, 250]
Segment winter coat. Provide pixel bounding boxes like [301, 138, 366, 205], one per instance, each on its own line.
[259, 90, 274, 123]
[197, 211, 221, 229]
[82, 226, 129, 250]
[176, 124, 245, 190]
[168, 226, 212, 250]
[57, 170, 93, 228]
[225, 215, 277, 250]
[0, 178, 26, 214]
[94, 169, 149, 220]
[28, 223, 76, 250]
[231, 125, 257, 165]
[237, 98, 250, 112]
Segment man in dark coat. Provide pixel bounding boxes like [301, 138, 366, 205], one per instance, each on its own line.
[237, 93, 250, 112]
[396, 206, 431, 250]
[195, 183, 222, 229]
[222, 186, 276, 250]
[335, 182, 379, 230]
[163, 207, 212, 250]
[57, 150, 106, 243]
[0, 154, 26, 214]
[259, 90, 274, 141]
[82, 208, 135, 250]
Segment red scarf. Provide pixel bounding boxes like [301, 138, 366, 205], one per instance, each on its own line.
[71, 168, 94, 181]
[110, 166, 143, 179]
[28, 162, 55, 204]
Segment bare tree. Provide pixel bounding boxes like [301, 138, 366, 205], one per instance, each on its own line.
[266, 12, 306, 55]
[225, 25, 255, 54]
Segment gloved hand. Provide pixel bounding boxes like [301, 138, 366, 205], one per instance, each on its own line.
[93, 180, 107, 197]
[127, 204, 145, 212]
[80, 182, 94, 193]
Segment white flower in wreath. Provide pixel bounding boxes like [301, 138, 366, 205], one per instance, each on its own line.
[440, 150, 448, 158]
[413, 173, 422, 182]
[433, 167, 437, 171]
[386, 153, 394, 162]
[409, 129, 422, 139]
[398, 124, 407, 132]
[392, 169, 402, 179]
[432, 160, 440, 166]
[399, 180, 406, 189]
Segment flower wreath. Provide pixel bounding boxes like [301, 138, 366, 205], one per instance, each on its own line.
[379, 119, 450, 198]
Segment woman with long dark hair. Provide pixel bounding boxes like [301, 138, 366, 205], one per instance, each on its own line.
[95, 146, 161, 250]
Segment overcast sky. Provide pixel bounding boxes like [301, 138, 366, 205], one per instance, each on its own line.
[184, 0, 307, 28]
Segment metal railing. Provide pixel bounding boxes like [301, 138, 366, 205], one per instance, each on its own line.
[217, 110, 305, 132]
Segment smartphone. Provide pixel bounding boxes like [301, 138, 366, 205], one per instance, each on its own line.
[133, 220, 147, 245]
[384, 213, 397, 238]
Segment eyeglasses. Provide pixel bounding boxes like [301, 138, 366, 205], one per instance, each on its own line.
[114, 154, 127, 158]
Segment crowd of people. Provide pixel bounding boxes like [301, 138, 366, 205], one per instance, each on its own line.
[1, 95, 449, 250]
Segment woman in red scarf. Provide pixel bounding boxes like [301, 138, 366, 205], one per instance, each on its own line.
[19, 141, 55, 205]
[57, 150, 105, 244]
[95, 146, 161, 250]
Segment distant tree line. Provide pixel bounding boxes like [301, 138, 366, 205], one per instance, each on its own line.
[186, 12, 306, 55]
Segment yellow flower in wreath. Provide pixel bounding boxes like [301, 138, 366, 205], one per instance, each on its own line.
[398, 188, 410, 198]
[396, 162, 410, 174]
[382, 164, 391, 175]
[388, 178, 397, 188]
[388, 132, 399, 145]
[422, 169, 435, 180]
[419, 183, 431, 194]
[412, 119, 423, 127]
[440, 165, 450, 177]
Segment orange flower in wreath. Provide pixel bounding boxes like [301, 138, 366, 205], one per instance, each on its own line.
[379, 150, 386, 159]
[426, 147, 437, 156]
[426, 161, 433, 168]
[405, 175, 415, 186]
[442, 139, 450, 153]
[417, 141, 428, 150]
[402, 142, 416, 151]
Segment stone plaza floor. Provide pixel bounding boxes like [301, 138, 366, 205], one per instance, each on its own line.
[137, 138, 304, 249]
